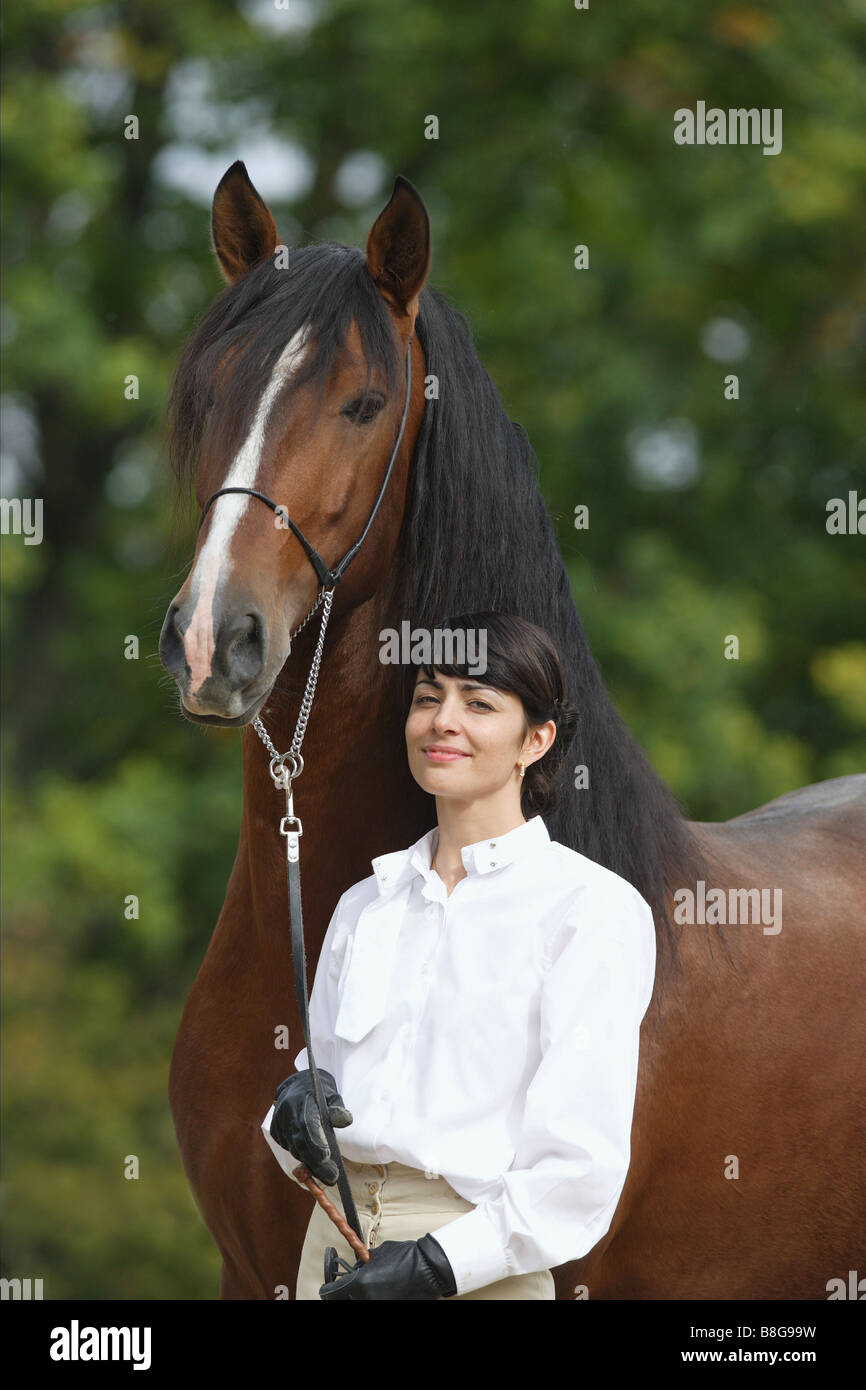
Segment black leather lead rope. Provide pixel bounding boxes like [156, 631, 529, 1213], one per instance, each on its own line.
[284, 794, 365, 1246]
[255, 598, 366, 1260]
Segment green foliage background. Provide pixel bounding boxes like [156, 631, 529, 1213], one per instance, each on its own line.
[2, 0, 864, 1297]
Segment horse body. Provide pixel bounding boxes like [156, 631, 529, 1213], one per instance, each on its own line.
[582, 787, 866, 1301]
[161, 164, 865, 1300]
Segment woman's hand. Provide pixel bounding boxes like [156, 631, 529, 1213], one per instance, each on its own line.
[319, 1234, 458, 1300]
[270, 1068, 353, 1185]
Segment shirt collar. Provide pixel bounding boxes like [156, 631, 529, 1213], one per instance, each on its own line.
[371, 815, 551, 899]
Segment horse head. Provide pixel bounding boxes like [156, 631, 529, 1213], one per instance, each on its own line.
[159, 161, 430, 725]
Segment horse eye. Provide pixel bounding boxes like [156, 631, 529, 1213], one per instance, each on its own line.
[343, 393, 385, 425]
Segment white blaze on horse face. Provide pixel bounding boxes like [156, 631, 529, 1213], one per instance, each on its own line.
[184, 326, 310, 694]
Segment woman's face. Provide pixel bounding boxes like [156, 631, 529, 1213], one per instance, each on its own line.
[405, 668, 552, 804]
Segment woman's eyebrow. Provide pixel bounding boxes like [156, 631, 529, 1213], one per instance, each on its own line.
[415, 678, 501, 695]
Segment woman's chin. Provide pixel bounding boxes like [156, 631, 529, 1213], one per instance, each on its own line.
[411, 763, 471, 795]
[420, 774, 468, 795]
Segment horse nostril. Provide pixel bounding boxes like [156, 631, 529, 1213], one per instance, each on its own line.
[217, 608, 267, 685]
[159, 604, 189, 677]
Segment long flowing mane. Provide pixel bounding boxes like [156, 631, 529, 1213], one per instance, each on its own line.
[392, 286, 713, 991]
[166, 244, 714, 994]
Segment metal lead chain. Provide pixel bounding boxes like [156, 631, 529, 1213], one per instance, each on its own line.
[252, 586, 335, 795]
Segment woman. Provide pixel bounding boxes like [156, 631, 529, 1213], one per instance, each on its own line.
[261, 611, 657, 1300]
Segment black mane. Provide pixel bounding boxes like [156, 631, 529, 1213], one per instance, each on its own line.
[166, 243, 713, 994]
[393, 287, 713, 992]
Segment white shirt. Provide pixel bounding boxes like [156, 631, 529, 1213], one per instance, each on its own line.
[261, 814, 656, 1296]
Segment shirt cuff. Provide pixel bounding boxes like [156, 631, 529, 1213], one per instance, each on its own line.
[294, 1049, 308, 1070]
[260, 1104, 308, 1190]
[427, 1205, 511, 1296]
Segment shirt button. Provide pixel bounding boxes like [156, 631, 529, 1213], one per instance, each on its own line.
[425, 904, 437, 919]
[489, 841, 496, 848]
[424, 1168, 439, 1180]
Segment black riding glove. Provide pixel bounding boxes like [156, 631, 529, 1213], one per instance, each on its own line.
[270, 1068, 353, 1186]
[319, 1234, 458, 1300]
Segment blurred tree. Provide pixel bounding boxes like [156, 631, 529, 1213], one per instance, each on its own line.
[2, 0, 864, 1297]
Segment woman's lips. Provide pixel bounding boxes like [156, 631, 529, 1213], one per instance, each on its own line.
[424, 749, 469, 761]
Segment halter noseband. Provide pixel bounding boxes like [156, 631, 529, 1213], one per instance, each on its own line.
[197, 333, 413, 590]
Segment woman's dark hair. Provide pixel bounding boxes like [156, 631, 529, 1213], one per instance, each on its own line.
[404, 611, 580, 819]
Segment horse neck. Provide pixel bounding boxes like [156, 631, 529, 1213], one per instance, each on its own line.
[236, 580, 428, 948]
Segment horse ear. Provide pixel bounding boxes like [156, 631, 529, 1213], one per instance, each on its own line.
[365, 175, 431, 318]
[211, 161, 280, 284]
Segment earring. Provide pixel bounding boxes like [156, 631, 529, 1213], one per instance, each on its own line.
[518, 763, 525, 780]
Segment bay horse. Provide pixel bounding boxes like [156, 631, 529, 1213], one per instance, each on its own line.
[159, 162, 866, 1300]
